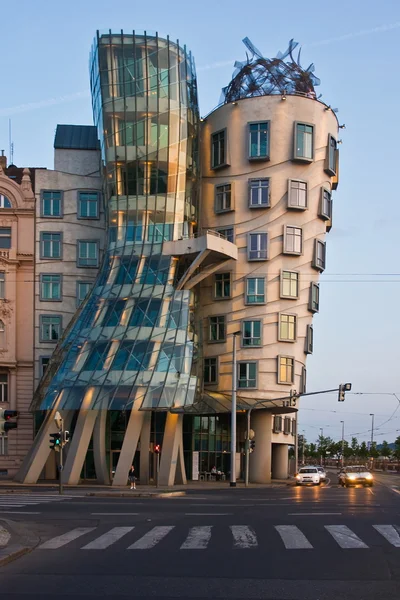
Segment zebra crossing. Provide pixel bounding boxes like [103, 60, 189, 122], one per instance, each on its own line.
[0, 493, 75, 509]
[37, 523, 400, 552]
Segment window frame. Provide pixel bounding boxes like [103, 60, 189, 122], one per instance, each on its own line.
[308, 282, 320, 313]
[77, 239, 100, 268]
[248, 178, 270, 208]
[237, 361, 258, 389]
[0, 227, 12, 249]
[204, 357, 218, 385]
[0, 272, 5, 299]
[208, 315, 226, 343]
[305, 324, 314, 354]
[39, 356, 51, 378]
[76, 281, 93, 307]
[319, 187, 332, 221]
[288, 179, 308, 210]
[293, 121, 315, 162]
[40, 231, 63, 260]
[301, 366, 307, 394]
[278, 312, 297, 343]
[39, 273, 62, 302]
[77, 190, 100, 220]
[325, 134, 338, 176]
[312, 239, 326, 272]
[273, 415, 283, 433]
[215, 226, 234, 243]
[247, 121, 270, 161]
[277, 354, 295, 385]
[283, 225, 303, 255]
[247, 232, 269, 261]
[214, 183, 233, 214]
[39, 314, 62, 343]
[40, 190, 63, 218]
[0, 373, 8, 403]
[241, 319, 262, 347]
[211, 128, 228, 170]
[214, 272, 231, 300]
[280, 270, 299, 300]
[245, 276, 266, 305]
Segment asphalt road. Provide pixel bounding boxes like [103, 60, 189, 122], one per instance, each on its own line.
[0, 472, 399, 599]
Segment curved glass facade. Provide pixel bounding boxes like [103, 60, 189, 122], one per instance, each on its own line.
[32, 31, 200, 413]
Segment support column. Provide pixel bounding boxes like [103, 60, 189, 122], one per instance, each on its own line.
[93, 409, 110, 485]
[112, 397, 146, 486]
[272, 444, 289, 480]
[249, 410, 273, 484]
[139, 411, 151, 484]
[159, 413, 186, 486]
[9, 369, 17, 411]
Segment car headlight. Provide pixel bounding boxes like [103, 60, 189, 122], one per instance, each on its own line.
[296, 475, 301, 480]
[347, 474, 356, 480]
[366, 474, 373, 479]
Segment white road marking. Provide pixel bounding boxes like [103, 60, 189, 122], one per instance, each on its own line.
[180, 526, 212, 549]
[288, 512, 342, 516]
[0, 511, 40, 514]
[91, 513, 139, 516]
[185, 513, 232, 516]
[325, 525, 368, 548]
[275, 525, 313, 549]
[39, 527, 96, 549]
[230, 525, 258, 548]
[128, 526, 174, 550]
[373, 525, 400, 547]
[82, 527, 134, 550]
[391, 487, 400, 496]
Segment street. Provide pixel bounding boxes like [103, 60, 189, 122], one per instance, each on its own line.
[0, 472, 399, 599]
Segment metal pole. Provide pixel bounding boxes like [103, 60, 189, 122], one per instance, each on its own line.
[302, 433, 305, 465]
[294, 413, 298, 476]
[245, 408, 251, 487]
[230, 332, 238, 487]
[156, 453, 160, 488]
[320, 428, 323, 466]
[340, 420, 345, 467]
[370, 413, 374, 445]
[59, 418, 64, 496]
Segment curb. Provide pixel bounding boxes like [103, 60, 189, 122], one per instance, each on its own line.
[85, 491, 186, 498]
[0, 543, 32, 567]
[0, 519, 39, 568]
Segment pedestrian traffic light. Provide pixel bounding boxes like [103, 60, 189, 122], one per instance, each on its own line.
[250, 440, 256, 453]
[62, 430, 70, 447]
[290, 389, 297, 407]
[154, 444, 161, 454]
[49, 432, 61, 451]
[0, 409, 19, 434]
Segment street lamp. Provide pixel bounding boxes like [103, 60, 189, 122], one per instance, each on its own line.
[370, 413, 375, 445]
[340, 420, 345, 467]
[230, 331, 241, 488]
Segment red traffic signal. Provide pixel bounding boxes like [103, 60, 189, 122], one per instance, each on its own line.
[154, 444, 161, 454]
[0, 409, 19, 433]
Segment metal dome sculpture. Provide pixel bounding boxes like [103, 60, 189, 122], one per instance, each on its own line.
[221, 38, 321, 103]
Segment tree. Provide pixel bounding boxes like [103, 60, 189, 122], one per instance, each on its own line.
[369, 442, 380, 459]
[359, 441, 369, 460]
[351, 437, 359, 457]
[380, 440, 392, 460]
[306, 443, 318, 459]
[394, 436, 400, 460]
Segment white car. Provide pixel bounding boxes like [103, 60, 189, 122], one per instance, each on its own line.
[295, 467, 321, 486]
[317, 466, 327, 481]
[338, 466, 374, 487]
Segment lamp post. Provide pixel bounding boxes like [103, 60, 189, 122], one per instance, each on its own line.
[340, 420, 345, 467]
[230, 331, 241, 488]
[319, 428, 324, 466]
[370, 413, 375, 446]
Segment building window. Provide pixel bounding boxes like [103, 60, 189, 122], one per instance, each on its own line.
[0, 320, 5, 348]
[294, 122, 314, 161]
[209, 316, 226, 343]
[84, 342, 112, 371]
[288, 180, 307, 210]
[112, 341, 153, 371]
[313, 239, 326, 272]
[40, 274, 62, 301]
[249, 178, 270, 208]
[0, 373, 8, 402]
[215, 184, 232, 213]
[76, 281, 92, 307]
[41, 191, 62, 217]
[115, 257, 139, 285]
[0, 434, 8, 455]
[242, 320, 261, 347]
[204, 357, 218, 384]
[301, 367, 307, 394]
[77, 240, 99, 268]
[211, 130, 226, 169]
[279, 313, 296, 342]
[278, 355, 295, 384]
[319, 188, 332, 220]
[214, 273, 231, 299]
[40, 315, 62, 342]
[216, 227, 234, 243]
[248, 122, 270, 159]
[246, 277, 265, 304]
[141, 256, 170, 285]
[78, 191, 100, 219]
[284, 417, 291, 435]
[280, 270, 299, 299]
[0, 227, 11, 249]
[40, 357, 51, 378]
[0, 194, 12, 208]
[0, 272, 5, 299]
[248, 232, 268, 260]
[40, 232, 62, 259]
[273, 415, 282, 433]
[129, 299, 162, 328]
[103, 300, 127, 327]
[238, 362, 257, 389]
[305, 325, 313, 354]
[284, 226, 303, 255]
[309, 282, 320, 313]
[325, 134, 338, 176]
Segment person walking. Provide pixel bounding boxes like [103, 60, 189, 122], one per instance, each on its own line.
[128, 465, 136, 490]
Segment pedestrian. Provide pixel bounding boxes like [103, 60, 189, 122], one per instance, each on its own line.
[128, 465, 136, 490]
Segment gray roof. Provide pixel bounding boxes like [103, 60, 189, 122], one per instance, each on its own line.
[54, 125, 99, 151]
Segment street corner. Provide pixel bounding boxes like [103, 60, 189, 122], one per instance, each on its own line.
[0, 519, 39, 567]
[0, 523, 11, 549]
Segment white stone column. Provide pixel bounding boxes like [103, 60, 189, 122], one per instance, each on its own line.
[158, 412, 186, 486]
[93, 409, 110, 485]
[139, 411, 151, 484]
[249, 410, 273, 484]
[272, 443, 289, 480]
[112, 395, 146, 487]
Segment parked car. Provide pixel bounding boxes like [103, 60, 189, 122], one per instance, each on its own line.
[295, 467, 321, 486]
[338, 466, 374, 487]
[317, 466, 327, 481]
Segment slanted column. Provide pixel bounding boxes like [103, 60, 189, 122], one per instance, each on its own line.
[249, 410, 273, 484]
[139, 411, 151, 484]
[93, 408, 110, 485]
[158, 412, 186, 486]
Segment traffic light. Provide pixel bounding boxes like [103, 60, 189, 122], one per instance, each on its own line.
[338, 383, 351, 402]
[62, 430, 70, 447]
[250, 440, 256, 453]
[154, 444, 161, 454]
[49, 432, 61, 451]
[0, 409, 19, 433]
[290, 389, 297, 408]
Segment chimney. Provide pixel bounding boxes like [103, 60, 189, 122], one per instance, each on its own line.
[0, 150, 6, 172]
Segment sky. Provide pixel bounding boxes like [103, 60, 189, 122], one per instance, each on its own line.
[1, 0, 400, 445]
